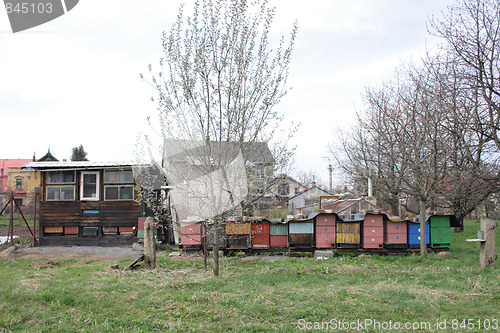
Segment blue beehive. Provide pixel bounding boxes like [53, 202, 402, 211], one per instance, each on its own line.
[407, 221, 430, 248]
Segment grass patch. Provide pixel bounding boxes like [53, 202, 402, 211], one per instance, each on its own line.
[0, 220, 498, 332]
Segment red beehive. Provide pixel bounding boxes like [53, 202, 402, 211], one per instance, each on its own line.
[384, 218, 408, 248]
[119, 226, 134, 235]
[180, 222, 202, 246]
[252, 220, 270, 248]
[64, 226, 79, 236]
[362, 214, 384, 249]
[315, 213, 337, 249]
[270, 222, 288, 248]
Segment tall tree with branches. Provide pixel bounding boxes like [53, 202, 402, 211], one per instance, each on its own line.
[429, 0, 500, 157]
[142, 0, 297, 277]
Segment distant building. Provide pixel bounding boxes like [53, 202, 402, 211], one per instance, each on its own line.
[164, 140, 274, 217]
[297, 197, 388, 218]
[253, 174, 308, 216]
[0, 158, 38, 208]
[287, 182, 332, 214]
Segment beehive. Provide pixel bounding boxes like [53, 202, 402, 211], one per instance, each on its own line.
[226, 218, 251, 249]
[44, 226, 63, 234]
[119, 226, 134, 235]
[64, 226, 79, 236]
[252, 220, 270, 248]
[362, 214, 384, 249]
[315, 213, 336, 249]
[407, 221, 430, 248]
[102, 226, 118, 235]
[205, 222, 226, 249]
[384, 220, 408, 248]
[336, 221, 361, 248]
[82, 226, 98, 237]
[429, 216, 451, 248]
[180, 222, 202, 246]
[288, 220, 314, 247]
[270, 223, 288, 247]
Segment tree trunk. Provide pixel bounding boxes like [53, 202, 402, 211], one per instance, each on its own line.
[213, 219, 220, 277]
[454, 215, 464, 233]
[419, 198, 427, 256]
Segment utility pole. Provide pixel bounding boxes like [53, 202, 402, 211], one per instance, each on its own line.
[327, 164, 333, 193]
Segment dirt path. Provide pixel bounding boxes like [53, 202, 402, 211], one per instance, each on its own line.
[0, 244, 142, 260]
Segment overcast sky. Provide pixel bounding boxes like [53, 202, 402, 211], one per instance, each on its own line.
[0, 0, 455, 187]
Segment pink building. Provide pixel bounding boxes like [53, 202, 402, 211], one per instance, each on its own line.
[0, 159, 34, 193]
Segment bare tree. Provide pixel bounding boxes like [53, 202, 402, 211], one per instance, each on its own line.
[141, 0, 297, 277]
[429, 0, 500, 155]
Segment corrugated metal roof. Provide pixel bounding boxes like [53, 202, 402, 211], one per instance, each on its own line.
[22, 161, 137, 170]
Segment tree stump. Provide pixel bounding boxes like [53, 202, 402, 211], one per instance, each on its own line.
[144, 217, 156, 269]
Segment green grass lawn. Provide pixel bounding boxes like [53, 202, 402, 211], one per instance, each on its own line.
[0, 220, 498, 332]
[0, 213, 36, 228]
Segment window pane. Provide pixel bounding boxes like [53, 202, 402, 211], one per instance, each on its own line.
[48, 172, 62, 184]
[120, 170, 134, 183]
[61, 187, 74, 200]
[105, 187, 119, 200]
[120, 186, 133, 200]
[105, 170, 133, 183]
[47, 171, 74, 184]
[47, 187, 59, 200]
[105, 171, 118, 183]
[63, 171, 75, 183]
[83, 174, 98, 199]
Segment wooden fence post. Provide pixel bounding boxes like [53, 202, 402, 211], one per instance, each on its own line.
[480, 218, 497, 268]
[144, 217, 156, 269]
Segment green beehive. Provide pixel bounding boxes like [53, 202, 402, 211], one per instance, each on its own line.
[137, 229, 157, 239]
[429, 216, 451, 248]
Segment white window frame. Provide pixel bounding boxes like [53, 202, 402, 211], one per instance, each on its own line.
[80, 171, 100, 201]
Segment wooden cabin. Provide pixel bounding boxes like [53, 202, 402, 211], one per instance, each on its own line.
[23, 161, 143, 246]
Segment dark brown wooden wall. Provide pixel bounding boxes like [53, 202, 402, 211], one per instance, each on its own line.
[38, 169, 143, 246]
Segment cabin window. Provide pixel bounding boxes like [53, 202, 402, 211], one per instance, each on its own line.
[47, 171, 75, 184]
[81, 171, 100, 201]
[104, 169, 134, 184]
[47, 186, 75, 201]
[46, 171, 76, 201]
[105, 185, 134, 200]
[104, 169, 134, 200]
